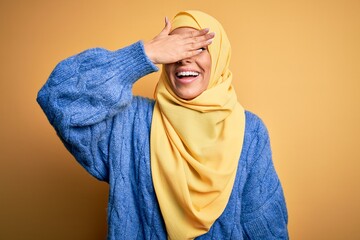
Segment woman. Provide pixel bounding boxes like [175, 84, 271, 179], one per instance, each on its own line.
[37, 10, 288, 240]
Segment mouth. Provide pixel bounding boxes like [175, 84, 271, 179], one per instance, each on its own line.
[175, 71, 200, 84]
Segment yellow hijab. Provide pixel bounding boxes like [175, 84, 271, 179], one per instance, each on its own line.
[151, 10, 245, 239]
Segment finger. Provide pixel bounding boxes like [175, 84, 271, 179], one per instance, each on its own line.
[187, 38, 213, 52]
[184, 32, 214, 50]
[183, 48, 208, 59]
[164, 16, 172, 32]
[159, 16, 171, 36]
[196, 31, 215, 42]
[183, 31, 215, 47]
[184, 28, 210, 39]
[196, 28, 211, 36]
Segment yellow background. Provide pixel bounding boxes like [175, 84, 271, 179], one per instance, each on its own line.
[1, 0, 359, 239]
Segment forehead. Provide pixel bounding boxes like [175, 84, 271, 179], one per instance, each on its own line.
[170, 27, 198, 35]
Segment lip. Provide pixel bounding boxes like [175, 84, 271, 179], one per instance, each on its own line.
[175, 68, 201, 84]
[175, 75, 200, 84]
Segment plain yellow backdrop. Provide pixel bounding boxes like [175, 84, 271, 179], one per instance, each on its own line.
[1, 0, 359, 239]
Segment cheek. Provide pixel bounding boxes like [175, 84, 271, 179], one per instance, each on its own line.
[164, 65, 171, 76]
[201, 52, 212, 74]
[165, 62, 177, 72]
[203, 56, 212, 83]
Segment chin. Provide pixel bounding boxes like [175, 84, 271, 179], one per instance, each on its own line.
[174, 89, 201, 100]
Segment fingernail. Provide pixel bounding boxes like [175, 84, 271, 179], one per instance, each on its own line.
[165, 16, 169, 25]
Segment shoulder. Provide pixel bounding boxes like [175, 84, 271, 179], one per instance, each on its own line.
[244, 110, 269, 137]
[129, 96, 156, 131]
[132, 96, 155, 114]
[241, 110, 272, 169]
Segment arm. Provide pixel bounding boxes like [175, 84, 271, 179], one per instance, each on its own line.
[37, 41, 158, 182]
[241, 117, 289, 239]
[37, 19, 215, 182]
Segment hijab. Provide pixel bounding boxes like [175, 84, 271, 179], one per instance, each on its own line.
[150, 10, 245, 239]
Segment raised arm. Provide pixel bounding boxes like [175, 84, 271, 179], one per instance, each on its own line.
[37, 19, 215, 182]
[37, 41, 158, 181]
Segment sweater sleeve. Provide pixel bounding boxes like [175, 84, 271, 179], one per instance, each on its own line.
[37, 41, 158, 182]
[241, 117, 289, 239]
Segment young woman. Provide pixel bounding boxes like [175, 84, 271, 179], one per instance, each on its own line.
[38, 10, 288, 240]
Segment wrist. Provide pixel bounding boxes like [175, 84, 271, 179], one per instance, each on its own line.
[143, 41, 157, 64]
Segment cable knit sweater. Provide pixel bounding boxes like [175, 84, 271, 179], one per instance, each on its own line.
[37, 41, 289, 240]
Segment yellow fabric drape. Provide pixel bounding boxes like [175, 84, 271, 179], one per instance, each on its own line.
[151, 10, 245, 240]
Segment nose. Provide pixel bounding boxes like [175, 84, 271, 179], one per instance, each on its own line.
[177, 56, 193, 65]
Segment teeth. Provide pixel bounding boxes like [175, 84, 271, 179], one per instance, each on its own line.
[176, 71, 199, 77]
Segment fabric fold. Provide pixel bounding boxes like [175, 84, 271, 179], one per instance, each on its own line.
[151, 10, 245, 239]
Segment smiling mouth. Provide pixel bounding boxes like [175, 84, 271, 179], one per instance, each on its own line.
[176, 71, 200, 77]
[175, 71, 200, 83]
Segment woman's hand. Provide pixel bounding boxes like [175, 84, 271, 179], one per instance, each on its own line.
[144, 17, 215, 64]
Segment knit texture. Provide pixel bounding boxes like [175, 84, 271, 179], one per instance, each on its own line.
[37, 41, 289, 239]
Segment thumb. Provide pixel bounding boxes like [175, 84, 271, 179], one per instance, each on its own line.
[159, 16, 171, 36]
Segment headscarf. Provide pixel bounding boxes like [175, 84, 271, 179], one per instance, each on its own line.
[150, 10, 245, 239]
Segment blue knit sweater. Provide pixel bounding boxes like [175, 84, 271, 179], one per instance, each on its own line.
[37, 41, 288, 240]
